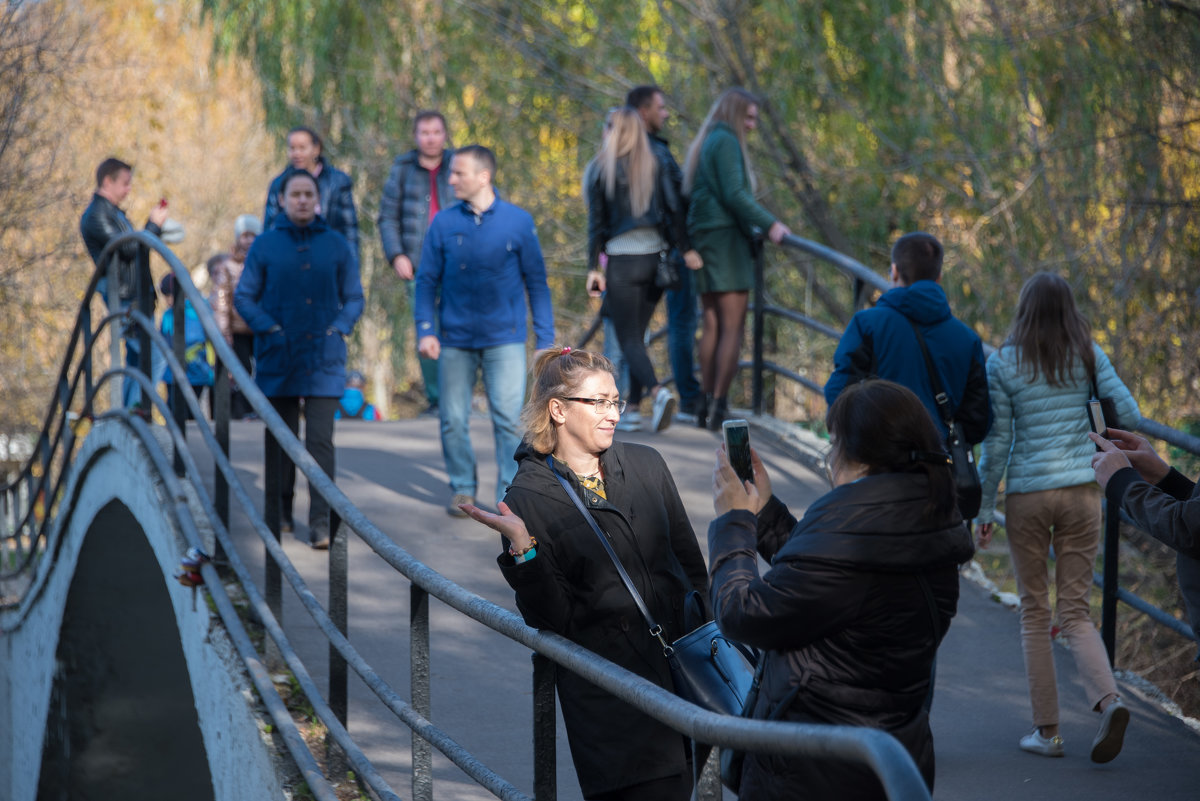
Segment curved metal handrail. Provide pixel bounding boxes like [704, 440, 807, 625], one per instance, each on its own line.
[2, 232, 934, 801]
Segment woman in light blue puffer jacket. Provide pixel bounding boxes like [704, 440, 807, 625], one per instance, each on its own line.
[977, 272, 1139, 764]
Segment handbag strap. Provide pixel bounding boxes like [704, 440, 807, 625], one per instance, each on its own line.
[905, 317, 956, 429]
[545, 456, 671, 652]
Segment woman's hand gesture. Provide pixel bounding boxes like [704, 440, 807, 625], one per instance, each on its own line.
[459, 501, 534, 553]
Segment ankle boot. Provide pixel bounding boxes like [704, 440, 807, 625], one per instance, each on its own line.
[696, 394, 713, 429]
[707, 397, 728, 431]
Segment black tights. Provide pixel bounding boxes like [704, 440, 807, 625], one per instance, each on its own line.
[698, 290, 748, 399]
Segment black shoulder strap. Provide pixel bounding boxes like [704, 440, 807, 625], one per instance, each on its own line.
[545, 456, 670, 651]
[905, 317, 955, 427]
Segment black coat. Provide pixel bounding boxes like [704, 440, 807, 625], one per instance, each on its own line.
[709, 473, 975, 801]
[499, 441, 709, 797]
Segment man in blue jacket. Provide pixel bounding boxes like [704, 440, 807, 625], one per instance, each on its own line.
[237, 169, 365, 549]
[416, 145, 555, 515]
[825, 232, 991, 448]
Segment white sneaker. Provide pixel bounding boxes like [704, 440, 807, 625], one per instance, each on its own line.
[1019, 729, 1064, 757]
[615, 410, 642, 432]
[651, 387, 676, 432]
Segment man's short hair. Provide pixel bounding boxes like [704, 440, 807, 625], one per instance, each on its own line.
[413, 110, 447, 134]
[95, 157, 132, 187]
[625, 85, 663, 110]
[891, 232, 943, 284]
[288, 125, 323, 153]
[455, 144, 496, 178]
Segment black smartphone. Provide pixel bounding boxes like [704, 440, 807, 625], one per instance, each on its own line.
[722, 419, 754, 484]
[1087, 399, 1107, 450]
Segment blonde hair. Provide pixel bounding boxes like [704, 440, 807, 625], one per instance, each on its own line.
[682, 88, 760, 196]
[521, 347, 617, 454]
[596, 107, 657, 218]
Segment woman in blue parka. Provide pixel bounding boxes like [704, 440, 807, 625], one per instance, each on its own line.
[235, 169, 364, 547]
[976, 272, 1139, 763]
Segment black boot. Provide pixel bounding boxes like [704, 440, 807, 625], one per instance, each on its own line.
[696, 394, 713, 429]
[707, 397, 728, 431]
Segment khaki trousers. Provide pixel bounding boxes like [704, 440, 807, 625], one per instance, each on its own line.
[1006, 484, 1118, 727]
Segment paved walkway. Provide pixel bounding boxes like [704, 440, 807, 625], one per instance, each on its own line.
[189, 415, 1200, 800]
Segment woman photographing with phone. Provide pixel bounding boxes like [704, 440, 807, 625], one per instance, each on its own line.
[460, 347, 708, 801]
[708, 379, 973, 800]
[976, 272, 1140, 762]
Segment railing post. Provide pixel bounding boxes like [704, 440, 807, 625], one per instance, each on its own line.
[81, 304, 94, 406]
[264, 427, 283, 629]
[1101, 500, 1120, 664]
[411, 583, 433, 801]
[137, 242, 155, 413]
[171, 283, 186, 475]
[329, 510, 348, 726]
[532, 652, 557, 801]
[751, 234, 766, 416]
[213, 353, 230, 561]
[106, 251, 121, 411]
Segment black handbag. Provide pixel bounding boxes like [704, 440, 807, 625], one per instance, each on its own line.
[907, 319, 982, 520]
[547, 458, 755, 715]
[654, 249, 681, 290]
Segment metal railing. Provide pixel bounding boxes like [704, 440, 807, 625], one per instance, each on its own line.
[2, 232, 934, 801]
[745, 233, 1200, 660]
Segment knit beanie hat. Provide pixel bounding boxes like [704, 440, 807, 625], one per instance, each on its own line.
[234, 214, 263, 237]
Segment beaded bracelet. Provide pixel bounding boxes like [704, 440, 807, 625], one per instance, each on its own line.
[512, 547, 537, 564]
[509, 536, 538, 558]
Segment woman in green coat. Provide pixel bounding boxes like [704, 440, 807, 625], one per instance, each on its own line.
[683, 88, 791, 429]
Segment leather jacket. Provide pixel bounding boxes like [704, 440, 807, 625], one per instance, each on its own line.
[586, 146, 690, 269]
[80, 193, 162, 301]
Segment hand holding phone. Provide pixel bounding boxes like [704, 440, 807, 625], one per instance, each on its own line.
[722, 419, 754, 484]
[158, 197, 168, 208]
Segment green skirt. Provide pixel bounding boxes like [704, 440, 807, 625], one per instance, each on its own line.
[693, 226, 756, 294]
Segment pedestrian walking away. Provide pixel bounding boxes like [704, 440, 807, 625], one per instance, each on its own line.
[976, 271, 1139, 762]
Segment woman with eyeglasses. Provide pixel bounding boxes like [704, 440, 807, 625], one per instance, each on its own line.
[460, 346, 708, 801]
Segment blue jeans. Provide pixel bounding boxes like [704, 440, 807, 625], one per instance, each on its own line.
[665, 265, 699, 410]
[438, 343, 526, 505]
[120, 309, 167, 410]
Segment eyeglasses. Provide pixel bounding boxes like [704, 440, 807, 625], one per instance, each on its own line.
[563, 397, 627, 415]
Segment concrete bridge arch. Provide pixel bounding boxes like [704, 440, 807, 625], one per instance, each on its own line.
[1, 418, 284, 801]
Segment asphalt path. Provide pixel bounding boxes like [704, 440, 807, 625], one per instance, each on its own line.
[188, 415, 1200, 800]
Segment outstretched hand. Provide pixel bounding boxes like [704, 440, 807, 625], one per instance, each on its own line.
[713, 448, 762, 516]
[459, 501, 534, 552]
[1090, 427, 1169, 490]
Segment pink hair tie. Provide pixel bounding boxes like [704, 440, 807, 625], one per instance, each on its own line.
[560, 346, 572, 355]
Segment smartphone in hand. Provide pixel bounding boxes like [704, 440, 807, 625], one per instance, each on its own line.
[1087, 399, 1107, 451]
[722, 419, 754, 484]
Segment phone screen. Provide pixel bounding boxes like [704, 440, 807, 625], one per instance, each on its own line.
[1087, 400, 1107, 436]
[723, 419, 753, 484]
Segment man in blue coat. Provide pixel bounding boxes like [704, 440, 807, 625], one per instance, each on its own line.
[825, 232, 991, 447]
[236, 169, 365, 548]
[415, 145, 555, 515]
